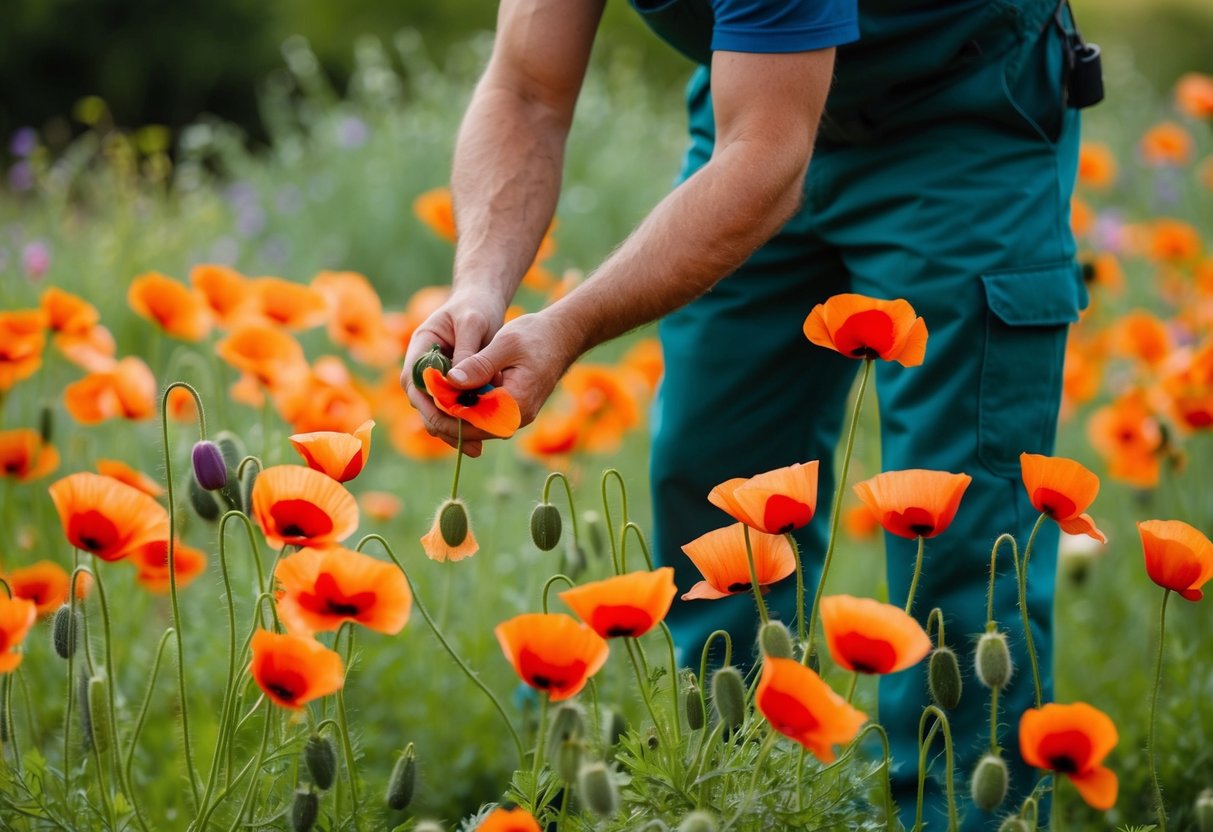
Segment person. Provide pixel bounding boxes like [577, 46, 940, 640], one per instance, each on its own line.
[403, 1, 1090, 828]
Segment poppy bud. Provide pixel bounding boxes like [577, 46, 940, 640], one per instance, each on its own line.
[928, 646, 963, 710]
[291, 787, 319, 832]
[305, 733, 338, 791]
[758, 621, 794, 659]
[556, 739, 584, 784]
[88, 674, 113, 756]
[414, 822, 445, 832]
[438, 500, 469, 547]
[411, 345, 451, 392]
[997, 819, 1030, 832]
[975, 631, 1013, 690]
[189, 475, 221, 522]
[684, 679, 706, 731]
[546, 702, 585, 762]
[711, 667, 747, 732]
[192, 440, 228, 491]
[52, 604, 80, 659]
[678, 811, 719, 832]
[970, 753, 1009, 812]
[39, 402, 54, 444]
[578, 761, 618, 818]
[1197, 789, 1213, 832]
[215, 431, 246, 508]
[530, 502, 563, 551]
[385, 743, 417, 811]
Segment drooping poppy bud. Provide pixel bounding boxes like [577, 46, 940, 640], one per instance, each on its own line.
[997, 819, 1031, 832]
[190, 474, 221, 522]
[684, 676, 706, 731]
[759, 621, 795, 659]
[555, 739, 584, 784]
[678, 812, 719, 832]
[976, 631, 1013, 690]
[411, 344, 451, 392]
[386, 743, 417, 811]
[305, 734, 338, 791]
[530, 502, 563, 552]
[600, 706, 626, 752]
[578, 762, 618, 819]
[192, 440, 228, 491]
[712, 667, 746, 732]
[546, 702, 585, 762]
[928, 646, 963, 710]
[52, 604, 80, 659]
[291, 787, 319, 832]
[439, 499, 469, 547]
[970, 753, 1009, 812]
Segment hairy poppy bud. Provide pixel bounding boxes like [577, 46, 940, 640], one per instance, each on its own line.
[88, 674, 113, 756]
[411, 345, 451, 392]
[189, 475, 221, 522]
[678, 811, 719, 832]
[997, 819, 1030, 832]
[530, 502, 563, 552]
[975, 631, 1013, 691]
[239, 463, 258, 516]
[578, 762, 618, 818]
[52, 604, 80, 659]
[192, 440, 228, 491]
[546, 702, 585, 761]
[556, 739, 584, 784]
[711, 667, 746, 732]
[291, 787, 319, 832]
[759, 621, 794, 659]
[438, 499, 468, 547]
[386, 743, 417, 811]
[970, 754, 1009, 812]
[1197, 788, 1213, 832]
[684, 678, 706, 731]
[215, 431, 245, 508]
[305, 733, 338, 791]
[928, 646, 963, 710]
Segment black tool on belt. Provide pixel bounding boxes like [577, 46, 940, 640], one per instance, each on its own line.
[1056, 0, 1104, 109]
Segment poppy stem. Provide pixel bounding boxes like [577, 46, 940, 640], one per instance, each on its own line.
[542, 471, 581, 547]
[1014, 513, 1048, 709]
[805, 358, 873, 666]
[1, 675, 17, 772]
[530, 694, 550, 808]
[742, 525, 770, 625]
[904, 535, 926, 615]
[698, 630, 733, 697]
[624, 638, 670, 748]
[846, 672, 860, 704]
[621, 521, 653, 572]
[784, 533, 807, 646]
[450, 419, 464, 500]
[224, 699, 273, 832]
[63, 564, 88, 804]
[541, 574, 576, 613]
[358, 534, 526, 766]
[989, 686, 1000, 756]
[124, 628, 174, 824]
[660, 623, 683, 745]
[734, 729, 778, 823]
[601, 469, 630, 576]
[914, 706, 958, 832]
[1147, 588, 1172, 832]
[334, 624, 364, 832]
[854, 722, 896, 831]
[987, 534, 1017, 628]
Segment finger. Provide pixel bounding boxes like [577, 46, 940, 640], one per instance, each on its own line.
[448, 334, 516, 389]
[451, 311, 490, 368]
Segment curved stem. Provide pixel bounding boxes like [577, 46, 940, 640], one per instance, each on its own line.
[854, 722, 896, 831]
[784, 533, 806, 646]
[124, 629, 174, 817]
[1014, 514, 1048, 708]
[660, 623, 682, 744]
[542, 472, 581, 545]
[698, 631, 733, 694]
[904, 535, 926, 615]
[914, 706, 958, 832]
[541, 574, 576, 614]
[926, 607, 946, 647]
[600, 469, 629, 575]
[1147, 589, 1171, 832]
[621, 521, 654, 572]
[624, 638, 669, 747]
[987, 534, 1017, 628]
[742, 525, 770, 624]
[846, 672, 860, 704]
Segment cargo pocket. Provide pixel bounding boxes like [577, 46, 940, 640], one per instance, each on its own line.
[978, 261, 1087, 478]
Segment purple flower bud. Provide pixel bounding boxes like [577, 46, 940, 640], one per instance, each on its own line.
[192, 440, 228, 491]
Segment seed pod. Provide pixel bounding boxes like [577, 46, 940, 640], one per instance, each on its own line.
[385, 743, 417, 811]
[530, 503, 563, 552]
[928, 646, 963, 710]
[684, 680, 706, 731]
[1197, 788, 1213, 832]
[87, 675, 113, 756]
[556, 739, 584, 784]
[975, 631, 1013, 691]
[305, 733, 338, 791]
[411, 345, 451, 392]
[970, 754, 1009, 812]
[189, 474, 221, 522]
[578, 761, 618, 818]
[438, 500, 469, 547]
[546, 702, 585, 762]
[52, 604, 80, 659]
[758, 621, 794, 659]
[192, 440, 228, 491]
[711, 667, 746, 732]
[291, 787, 319, 832]
[678, 811, 719, 832]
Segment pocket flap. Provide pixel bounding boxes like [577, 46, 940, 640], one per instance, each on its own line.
[981, 262, 1087, 326]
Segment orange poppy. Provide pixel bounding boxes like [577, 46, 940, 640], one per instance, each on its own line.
[1019, 702, 1118, 810]
[1087, 253, 1125, 295]
[248, 629, 344, 710]
[40, 286, 99, 336]
[680, 523, 796, 601]
[1076, 142, 1117, 190]
[1137, 519, 1213, 601]
[130, 539, 209, 593]
[494, 612, 609, 701]
[128, 271, 212, 341]
[1175, 72, 1213, 119]
[755, 657, 867, 763]
[274, 546, 411, 635]
[413, 187, 456, 242]
[387, 285, 451, 352]
[1020, 453, 1106, 543]
[1110, 310, 1173, 367]
[358, 491, 402, 521]
[63, 357, 157, 424]
[518, 410, 581, 464]
[1140, 122, 1194, 167]
[852, 469, 971, 539]
[247, 277, 329, 331]
[820, 595, 931, 674]
[5, 560, 71, 616]
[842, 502, 880, 540]
[422, 367, 521, 438]
[803, 294, 928, 366]
[0, 429, 60, 481]
[1062, 335, 1104, 416]
[708, 460, 819, 535]
[54, 324, 117, 372]
[96, 459, 165, 497]
[250, 465, 359, 550]
[49, 472, 170, 562]
[215, 323, 309, 391]
[1070, 196, 1095, 237]
[559, 364, 641, 453]
[419, 503, 479, 563]
[559, 568, 677, 639]
[190, 263, 254, 326]
[1087, 393, 1163, 489]
[477, 808, 542, 832]
[276, 364, 376, 436]
[312, 271, 400, 367]
[289, 419, 374, 483]
[620, 337, 664, 395]
[0, 309, 47, 392]
[0, 596, 38, 673]
[1147, 219, 1202, 264]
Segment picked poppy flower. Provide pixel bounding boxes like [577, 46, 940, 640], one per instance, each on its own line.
[63, 357, 157, 424]
[130, 539, 209, 593]
[1020, 453, 1106, 543]
[852, 469, 971, 539]
[494, 612, 609, 701]
[289, 419, 374, 483]
[680, 523, 795, 600]
[49, 472, 170, 562]
[708, 460, 819, 535]
[422, 367, 521, 438]
[820, 595, 931, 675]
[0, 309, 48, 392]
[96, 459, 165, 497]
[477, 808, 542, 832]
[755, 657, 867, 763]
[128, 271, 212, 341]
[5, 560, 71, 616]
[558, 568, 677, 639]
[248, 629, 344, 710]
[250, 465, 359, 550]
[41, 286, 99, 336]
[803, 294, 928, 367]
[248, 276, 329, 331]
[1137, 519, 1213, 601]
[1020, 702, 1118, 810]
[0, 429, 60, 481]
[0, 596, 38, 673]
[274, 546, 411, 635]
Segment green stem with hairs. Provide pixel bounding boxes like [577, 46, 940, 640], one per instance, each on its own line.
[846, 672, 860, 704]
[784, 533, 807, 647]
[1014, 514, 1048, 708]
[450, 419, 464, 499]
[542, 471, 580, 546]
[1147, 589, 1172, 832]
[987, 534, 1017, 627]
[600, 468, 629, 575]
[854, 722, 896, 831]
[541, 574, 575, 613]
[698, 630, 733, 723]
[733, 729, 778, 823]
[124, 629, 174, 815]
[742, 524, 770, 624]
[914, 706, 958, 832]
[624, 638, 669, 747]
[334, 623, 364, 832]
[904, 535, 926, 615]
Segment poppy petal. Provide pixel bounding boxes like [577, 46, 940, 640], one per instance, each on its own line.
[422, 368, 521, 438]
[1068, 765, 1118, 811]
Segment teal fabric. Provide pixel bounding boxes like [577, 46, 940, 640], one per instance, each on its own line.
[649, 11, 1084, 831]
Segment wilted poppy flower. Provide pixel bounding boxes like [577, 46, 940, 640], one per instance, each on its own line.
[1020, 453, 1106, 543]
[0, 429, 59, 481]
[477, 808, 542, 832]
[250, 465, 359, 549]
[558, 568, 677, 639]
[5, 560, 71, 616]
[190, 263, 254, 326]
[49, 472, 170, 562]
[413, 187, 456, 242]
[248, 629, 344, 710]
[289, 419, 374, 483]
[494, 612, 609, 701]
[247, 276, 329, 331]
[63, 357, 157, 424]
[128, 271, 212, 341]
[1176, 72, 1213, 118]
[0, 596, 38, 672]
[216, 323, 309, 391]
[422, 367, 521, 438]
[274, 546, 411, 635]
[130, 539, 209, 593]
[803, 294, 928, 367]
[1140, 122, 1193, 167]
[359, 491, 402, 521]
[756, 657, 867, 763]
[852, 469, 971, 539]
[1020, 702, 1118, 810]
[680, 523, 796, 600]
[0, 309, 47, 391]
[708, 461, 819, 535]
[40, 286, 99, 336]
[419, 502, 479, 563]
[1137, 519, 1213, 601]
[96, 459, 164, 497]
[820, 595, 931, 674]
[1077, 142, 1117, 190]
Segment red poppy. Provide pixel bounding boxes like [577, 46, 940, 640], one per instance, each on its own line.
[820, 595, 931, 674]
[289, 420, 374, 483]
[494, 613, 609, 701]
[680, 523, 796, 600]
[477, 808, 542, 832]
[274, 546, 411, 635]
[756, 657, 867, 763]
[129, 539, 209, 593]
[49, 472, 170, 562]
[708, 461, 819, 534]
[5, 560, 71, 616]
[0, 429, 60, 481]
[803, 294, 928, 367]
[250, 465, 359, 550]
[558, 568, 677, 639]
[852, 469, 971, 539]
[1137, 519, 1213, 601]
[559, 364, 641, 453]
[0, 596, 38, 673]
[422, 367, 521, 438]
[248, 629, 345, 710]
[1020, 453, 1106, 543]
[1020, 702, 1118, 810]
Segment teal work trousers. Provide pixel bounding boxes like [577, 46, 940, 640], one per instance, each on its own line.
[650, 19, 1086, 831]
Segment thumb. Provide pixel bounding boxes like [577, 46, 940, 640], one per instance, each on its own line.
[447, 337, 514, 388]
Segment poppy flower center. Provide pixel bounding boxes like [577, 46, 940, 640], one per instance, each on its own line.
[20, 583, 47, 605]
[762, 495, 813, 534]
[727, 581, 752, 593]
[270, 500, 335, 541]
[888, 507, 937, 538]
[591, 605, 654, 639]
[835, 632, 898, 674]
[263, 670, 307, 705]
[760, 689, 821, 735]
[1038, 730, 1092, 774]
[299, 573, 378, 619]
[833, 310, 895, 359]
[518, 648, 587, 695]
[455, 390, 481, 407]
[68, 510, 122, 555]
[1032, 487, 1077, 519]
[4, 458, 25, 475]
